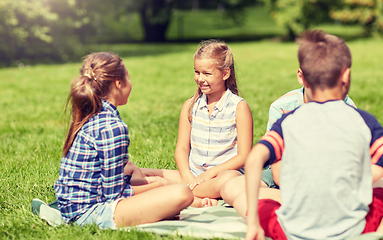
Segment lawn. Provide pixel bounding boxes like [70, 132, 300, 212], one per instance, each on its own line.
[1, 4, 383, 239]
[1, 36, 383, 239]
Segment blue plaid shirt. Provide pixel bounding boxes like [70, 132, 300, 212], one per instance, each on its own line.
[55, 100, 134, 223]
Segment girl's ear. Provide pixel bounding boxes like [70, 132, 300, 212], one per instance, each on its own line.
[223, 68, 230, 81]
[115, 79, 123, 89]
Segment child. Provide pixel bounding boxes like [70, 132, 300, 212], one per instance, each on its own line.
[245, 30, 383, 240]
[262, 69, 357, 188]
[221, 42, 358, 216]
[266, 68, 356, 131]
[54, 52, 193, 229]
[142, 40, 253, 207]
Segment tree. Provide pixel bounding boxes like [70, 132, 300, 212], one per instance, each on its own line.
[0, 0, 57, 64]
[262, 0, 383, 39]
[262, 0, 342, 40]
[137, 0, 174, 42]
[0, 0, 97, 65]
[125, 0, 258, 42]
[330, 0, 383, 36]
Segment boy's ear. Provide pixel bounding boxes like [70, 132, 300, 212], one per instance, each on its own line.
[297, 69, 304, 86]
[340, 68, 351, 93]
[223, 68, 230, 81]
[341, 68, 351, 85]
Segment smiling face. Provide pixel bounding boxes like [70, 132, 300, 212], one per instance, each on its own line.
[194, 58, 229, 98]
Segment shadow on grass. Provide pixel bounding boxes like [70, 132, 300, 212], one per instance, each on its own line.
[0, 28, 369, 69]
[89, 32, 285, 60]
[90, 30, 368, 60]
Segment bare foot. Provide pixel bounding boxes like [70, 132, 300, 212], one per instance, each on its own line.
[201, 198, 219, 207]
[190, 196, 219, 207]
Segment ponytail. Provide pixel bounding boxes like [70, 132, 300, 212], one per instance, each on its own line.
[63, 52, 126, 156]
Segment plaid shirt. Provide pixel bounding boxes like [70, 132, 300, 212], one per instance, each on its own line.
[55, 100, 134, 223]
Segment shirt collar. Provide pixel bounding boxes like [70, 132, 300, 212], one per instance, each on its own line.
[199, 89, 232, 112]
[102, 99, 120, 118]
[298, 86, 305, 105]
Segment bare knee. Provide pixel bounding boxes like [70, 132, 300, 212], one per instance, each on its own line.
[218, 170, 241, 179]
[171, 183, 194, 208]
[221, 175, 244, 205]
[213, 170, 241, 193]
[216, 170, 241, 185]
[220, 178, 235, 204]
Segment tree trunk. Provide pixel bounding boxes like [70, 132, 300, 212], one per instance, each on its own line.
[139, 0, 173, 42]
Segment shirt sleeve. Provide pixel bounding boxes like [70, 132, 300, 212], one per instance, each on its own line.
[368, 119, 383, 167]
[267, 104, 283, 132]
[259, 115, 285, 167]
[96, 121, 134, 200]
[357, 109, 383, 167]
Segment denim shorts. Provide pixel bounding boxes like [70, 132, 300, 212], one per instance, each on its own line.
[75, 199, 123, 229]
[261, 167, 279, 189]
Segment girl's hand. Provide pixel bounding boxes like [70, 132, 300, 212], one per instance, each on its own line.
[145, 176, 164, 184]
[187, 170, 215, 190]
[180, 172, 195, 185]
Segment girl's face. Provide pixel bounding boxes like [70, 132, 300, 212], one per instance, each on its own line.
[194, 58, 229, 96]
[118, 66, 132, 106]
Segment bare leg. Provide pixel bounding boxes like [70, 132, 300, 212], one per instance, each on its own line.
[221, 175, 269, 205]
[221, 175, 281, 217]
[141, 168, 182, 182]
[114, 183, 193, 227]
[373, 179, 383, 188]
[376, 221, 383, 232]
[191, 170, 241, 205]
[221, 175, 246, 206]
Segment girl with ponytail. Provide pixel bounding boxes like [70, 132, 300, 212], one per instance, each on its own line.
[55, 52, 193, 229]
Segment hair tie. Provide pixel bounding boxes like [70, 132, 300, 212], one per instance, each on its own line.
[84, 72, 92, 79]
[84, 68, 96, 82]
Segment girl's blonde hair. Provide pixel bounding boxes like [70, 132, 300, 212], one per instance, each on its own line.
[63, 52, 126, 156]
[188, 40, 239, 121]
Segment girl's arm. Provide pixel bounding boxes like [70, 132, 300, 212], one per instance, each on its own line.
[188, 100, 253, 189]
[131, 178, 174, 194]
[99, 123, 134, 199]
[175, 99, 195, 184]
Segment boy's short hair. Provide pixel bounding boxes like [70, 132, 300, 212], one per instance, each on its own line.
[297, 30, 351, 91]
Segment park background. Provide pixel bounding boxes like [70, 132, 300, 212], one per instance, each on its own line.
[1, 0, 383, 239]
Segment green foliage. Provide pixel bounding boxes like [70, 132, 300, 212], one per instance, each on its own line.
[330, 0, 383, 36]
[0, 0, 90, 66]
[0, 0, 57, 65]
[0, 0, 140, 66]
[262, 0, 343, 39]
[262, 0, 383, 39]
[166, 6, 285, 41]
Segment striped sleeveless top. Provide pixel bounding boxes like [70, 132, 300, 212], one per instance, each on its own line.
[189, 89, 244, 176]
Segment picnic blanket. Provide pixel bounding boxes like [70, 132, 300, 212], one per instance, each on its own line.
[31, 198, 383, 239]
[130, 204, 249, 239]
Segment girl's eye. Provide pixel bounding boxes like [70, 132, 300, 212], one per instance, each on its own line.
[205, 72, 211, 76]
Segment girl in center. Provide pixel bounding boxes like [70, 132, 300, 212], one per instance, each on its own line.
[144, 40, 253, 207]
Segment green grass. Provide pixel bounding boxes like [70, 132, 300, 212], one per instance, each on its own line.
[106, 5, 366, 43]
[1, 37, 383, 239]
[166, 6, 286, 41]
